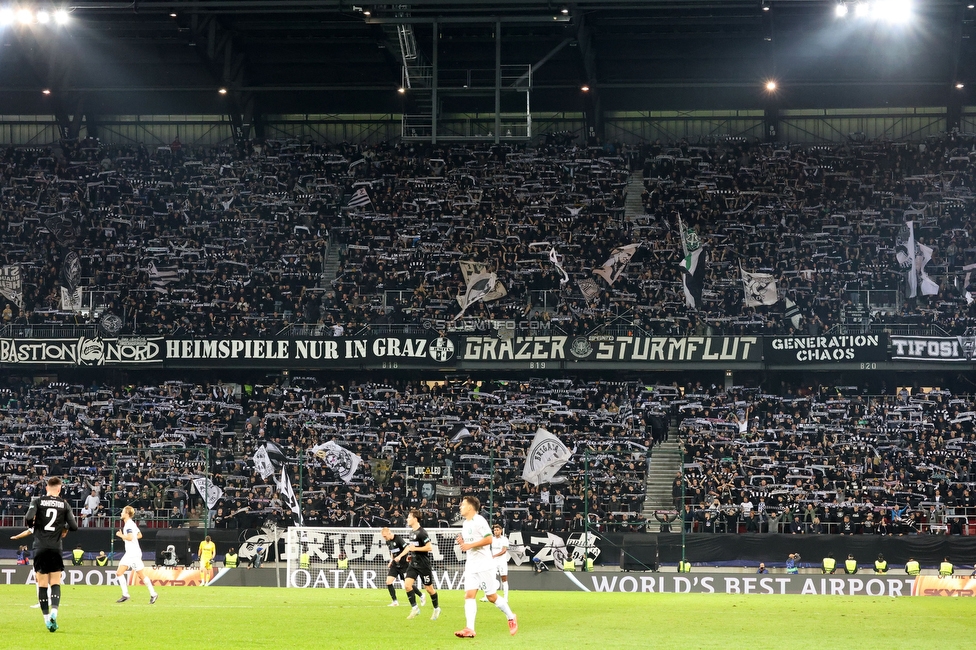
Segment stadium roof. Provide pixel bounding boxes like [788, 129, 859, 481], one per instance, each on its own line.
[0, 0, 971, 117]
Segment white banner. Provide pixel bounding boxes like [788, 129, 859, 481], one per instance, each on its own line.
[191, 476, 224, 510]
[60, 287, 83, 312]
[310, 441, 361, 483]
[741, 264, 779, 307]
[0, 265, 23, 309]
[253, 446, 275, 479]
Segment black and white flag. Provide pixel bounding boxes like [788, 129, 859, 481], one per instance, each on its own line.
[895, 221, 938, 298]
[60, 287, 83, 312]
[0, 265, 23, 309]
[961, 262, 976, 305]
[191, 476, 224, 510]
[740, 263, 779, 307]
[456, 260, 506, 317]
[253, 442, 287, 479]
[276, 465, 303, 524]
[784, 297, 803, 329]
[346, 187, 373, 210]
[148, 261, 179, 291]
[310, 441, 361, 483]
[62, 251, 82, 292]
[594, 243, 640, 286]
[578, 278, 600, 301]
[449, 423, 473, 443]
[522, 427, 573, 486]
[678, 219, 705, 310]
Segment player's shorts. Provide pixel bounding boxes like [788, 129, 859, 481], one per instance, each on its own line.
[495, 560, 509, 577]
[405, 565, 433, 587]
[465, 568, 499, 595]
[119, 553, 145, 571]
[387, 564, 406, 581]
[33, 549, 64, 575]
[201, 557, 213, 569]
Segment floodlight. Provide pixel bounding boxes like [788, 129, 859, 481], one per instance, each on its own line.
[42, 89, 51, 95]
[0, 8, 14, 25]
[218, 88, 228, 95]
[879, 0, 912, 24]
[854, 2, 869, 17]
[54, 9, 69, 24]
[835, 3, 849, 17]
[956, 83, 965, 90]
[36, 10, 50, 24]
[765, 80, 778, 92]
[17, 8, 33, 24]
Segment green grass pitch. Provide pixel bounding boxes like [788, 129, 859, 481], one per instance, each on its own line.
[2, 585, 975, 650]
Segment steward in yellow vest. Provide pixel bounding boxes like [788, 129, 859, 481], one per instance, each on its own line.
[563, 559, 575, 571]
[337, 556, 349, 570]
[844, 555, 857, 574]
[822, 554, 836, 574]
[874, 554, 888, 574]
[224, 549, 239, 568]
[72, 546, 85, 566]
[905, 559, 920, 575]
[299, 552, 310, 569]
[95, 551, 109, 567]
[939, 558, 953, 577]
[678, 560, 691, 573]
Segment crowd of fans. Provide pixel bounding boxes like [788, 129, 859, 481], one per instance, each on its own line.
[3, 374, 975, 540]
[0, 135, 973, 338]
[0, 377, 654, 536]
[676, 384, 976, 535]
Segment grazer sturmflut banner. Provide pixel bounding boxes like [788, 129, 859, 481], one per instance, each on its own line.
[891, 336, 975, 362]
[0, 336, 165, 366]
[461, 335, 761, 363]
[765, 334, 888, 363]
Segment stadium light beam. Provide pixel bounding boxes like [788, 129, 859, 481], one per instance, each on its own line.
[0, 7, 14, 25]
[765, 80, 778, 92]
[54, 9, 69, 24]
[17, 8, 33, 24]
[880, 0, 913, 24]
[835, 3, 849, 17]
[36, 10, 50, 24]
[854, 2, 869, 17]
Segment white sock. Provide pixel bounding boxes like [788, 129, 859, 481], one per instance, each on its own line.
[44, 614, 50, 623]
[493, 595, 515, 620]
[120, 574, 130, 597]
[143, 577, 157, 597]
[464, 598, 477, 631]
[503, 582, 509, 599]
[51, 607, 58, 618]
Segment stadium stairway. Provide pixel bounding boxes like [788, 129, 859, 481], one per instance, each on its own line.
[642, 438, 683, 523]
[624, 169, 644, 221]
[320, 240, 343, 288]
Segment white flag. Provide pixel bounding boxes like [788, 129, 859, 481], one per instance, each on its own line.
[252, 446, 275, 479]
[522, 427, 573, 486]
[191, 477, 224, 510]
[549, 247, 570, 286]
[740, 263, 779, 307]
[346, 187, 372, 209]
[276, 465, 303, 524]
[60, 287, 83, 312]
[310, 441, 361, 483]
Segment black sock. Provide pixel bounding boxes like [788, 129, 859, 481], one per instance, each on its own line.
[39, 590, 49, 615]
[50, 585, 61, 609]
[413, 587, 423, 601]
[407, 589, 416, 606]
[387, 584, 397, 601]
[431, 592, 438, 608]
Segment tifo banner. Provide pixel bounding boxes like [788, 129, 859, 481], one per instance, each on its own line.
[0, 336, 164, 366]
[765, 334, 888, 363]
[165, 336, 457, 367]
[461, 336, 761, 363]
[891, 336, 974, 362]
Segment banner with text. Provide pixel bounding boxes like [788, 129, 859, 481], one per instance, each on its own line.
[765, 334, 888, 363]
[0, 336, 165, 366]
[461, 335, 761, 364]
[891, 336, 975, 362]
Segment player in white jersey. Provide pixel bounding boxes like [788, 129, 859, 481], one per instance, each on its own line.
[454, 496, 517, 639]
[115, 506, 159, 604]
[490, 524, 511, 600]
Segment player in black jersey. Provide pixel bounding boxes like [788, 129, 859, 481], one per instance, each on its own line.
[24, 477, 78, 633]
[381, 527, 421, 607]
[393, 510, 441, 621]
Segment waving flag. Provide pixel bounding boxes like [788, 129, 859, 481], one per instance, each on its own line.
[346, 187, 372, 210]
[677, 218, 705, 310]
[0, 265, 23, 309]
[310, 441, 361, 483]
[522, 428, 573, 486]
[740, 263, 779, 307]
[594, 243, 640, 286]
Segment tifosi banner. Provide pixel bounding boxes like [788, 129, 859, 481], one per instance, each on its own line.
[765, 335, 887, 363]
[461, 336, 760, 363]
[891, 336, 974, 362]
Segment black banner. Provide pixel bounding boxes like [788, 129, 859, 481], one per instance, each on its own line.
[0, 336, 165, 366]
[765, 334, 887, 363]
[163, 336, 457, 368]
[891, 336, 974, 362]
[461, 335, 761, 363]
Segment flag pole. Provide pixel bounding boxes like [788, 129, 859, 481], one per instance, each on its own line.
[583, 448, 589, 571]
